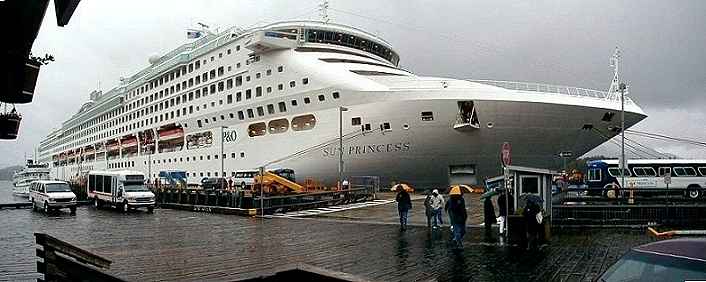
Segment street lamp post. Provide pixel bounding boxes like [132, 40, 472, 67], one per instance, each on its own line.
[221, 126, 227, 191]
[338, 106, 348, 190]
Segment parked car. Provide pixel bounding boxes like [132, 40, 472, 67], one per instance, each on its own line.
[201, 177, 227, 191]
[29, 180, 77, 214]
[599, 238, 706, 281]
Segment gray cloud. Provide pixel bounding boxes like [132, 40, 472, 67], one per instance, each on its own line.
[3, 0, 705, 165]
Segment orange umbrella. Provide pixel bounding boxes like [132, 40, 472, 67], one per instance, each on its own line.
[449, 184, 473, 195]
[391, 183, 414, 192]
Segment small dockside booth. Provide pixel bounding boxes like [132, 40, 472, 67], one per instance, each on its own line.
[502, 165, 559, 247]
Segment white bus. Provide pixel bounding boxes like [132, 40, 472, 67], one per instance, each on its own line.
[586, 159, 706, 199]
[87, 170, 156, 212]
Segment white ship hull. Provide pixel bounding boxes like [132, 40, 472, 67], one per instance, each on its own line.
[39, 21, 647, 190]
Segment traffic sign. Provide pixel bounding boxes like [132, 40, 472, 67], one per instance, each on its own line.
[558, 151, 573, 158]
[501, 142, 511, 166]
[663, 174, 671, 185]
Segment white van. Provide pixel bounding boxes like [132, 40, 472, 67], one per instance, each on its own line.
[29, 180, 77, 214]
[87, 170, 155, 213]
[234, 169, 259, 188]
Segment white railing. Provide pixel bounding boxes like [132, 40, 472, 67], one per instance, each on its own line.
[468, 79, 633, 103]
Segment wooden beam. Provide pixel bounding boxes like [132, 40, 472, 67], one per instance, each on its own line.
[35, 233, 112, 269]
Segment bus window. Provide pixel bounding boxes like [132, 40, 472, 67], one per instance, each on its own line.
[699, 167, 706, 176]
[608, 168, 631, 177]
[587, 168, 602, 182]
[674, 167, 697, 177]
[633, 167, 656, 177]
[658, 167, 671, 177]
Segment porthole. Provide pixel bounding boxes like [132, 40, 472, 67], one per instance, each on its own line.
[486, 122, 494, 128]
[402, 124, 409, 130]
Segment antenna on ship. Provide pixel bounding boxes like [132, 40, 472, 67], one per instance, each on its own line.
[606, 47, 622, 101]
[319, 0, 330, 23]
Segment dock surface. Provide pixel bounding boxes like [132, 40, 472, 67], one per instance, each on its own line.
[0, 205, 653, 281]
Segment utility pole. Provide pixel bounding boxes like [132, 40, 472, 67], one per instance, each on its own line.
[620, 82, 627, 190]
[338, 106, 348, 190]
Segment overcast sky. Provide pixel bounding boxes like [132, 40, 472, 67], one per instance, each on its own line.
[2, 0, 706, 166]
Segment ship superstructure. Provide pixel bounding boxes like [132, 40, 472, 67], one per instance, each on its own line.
[37, 21, 647, 188]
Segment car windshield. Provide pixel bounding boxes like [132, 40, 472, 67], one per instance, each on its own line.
[123, 184, 149, 192]
[45, 183, 72, 193]
[600, 250, 706, 281]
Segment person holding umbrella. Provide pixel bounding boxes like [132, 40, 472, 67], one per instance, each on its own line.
[394, 184, 412, 231]
[445, 185, 469, 248]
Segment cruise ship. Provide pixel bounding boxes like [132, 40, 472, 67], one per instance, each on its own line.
[37, 20, 647, 189]
[12, 159, 50, 197]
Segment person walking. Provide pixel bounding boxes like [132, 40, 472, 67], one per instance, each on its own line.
[395, 188, 412, 231]
[445, 189, 467, 248]
[424, 191, 434, 228]
[497, 189, 514, 236]
[483, 196, 496, 237]
[429, 189, 445, 228]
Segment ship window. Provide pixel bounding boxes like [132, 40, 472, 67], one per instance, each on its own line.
[247, 109, 254, 118]
[278, 66, 283, 72]
[248, 123, 267, 137]
[209, 70, 215, 79]
[382, 122, 391, 131]
[246, 89, 252, 99]
[236, 76, 242, 86]
[210, 85, 216, 94]
[291, 99, 298, 106]
[332, 92, 340, 99]
[231, 153, 236, 158]
[202, 73, 207, 82]
[267, 104, 275, 114]
[256, 86, 262, 97]
[421, 111, 434, 121]
[236, 62, 241, 68]
[197, 120, 202, 128]
[227, 94, 233, 104]
[229, 113, 234, 119]
[304, 97, 311, 104]
[292, 114, 316, 131]
[212, 116, 217, 122]
[240, 152, 245, 158]
[227, 79, 233, 89]
[256, 73, 261, 79]
[302, 78, 309, 85]
[236, 45, 240, 51]
[290, 81, 296, 88]
[278, 84, 284, 91]
[266, 69, 272, 76]
[318, 95, 325, 101]
[238, 111, 244, 120]
[257, 107, 264, 116]
[268, 119, 289, 134]
[246, 76, 251, 82]
[236, 92, 242, 102]
[352, 117, 361, 126]
[189, 63, 193, 72]
[218, 82, 224, 92]
[220, 115, 225, 120]
[278, 102, 287, 112]
[218, 67, 224, 76]
[195, 76, 201, 85]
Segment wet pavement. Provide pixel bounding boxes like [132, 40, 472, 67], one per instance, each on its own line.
[0, 182, 656, 281]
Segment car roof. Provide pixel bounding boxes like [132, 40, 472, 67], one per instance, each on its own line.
[634, 238, 706, 262]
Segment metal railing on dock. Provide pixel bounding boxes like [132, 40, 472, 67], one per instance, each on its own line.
[551, 187, 706, 226]
[153, 185, 377, 216]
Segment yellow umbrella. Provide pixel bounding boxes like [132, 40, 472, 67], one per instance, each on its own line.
[449, 184, 473, 195]
[391, 183, 414, 192]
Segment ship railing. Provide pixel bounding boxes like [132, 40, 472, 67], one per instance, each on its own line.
[468, 79, 633, 104]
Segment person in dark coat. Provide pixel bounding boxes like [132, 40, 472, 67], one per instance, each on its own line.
[483, 196, 496, 236]
[423, 191, 433, 228]
[396, 189, 412, 231]
[445, 191, 467, 248]
[523, 199, 541, 250]
[497, 190, 514, 235]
